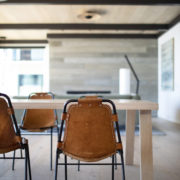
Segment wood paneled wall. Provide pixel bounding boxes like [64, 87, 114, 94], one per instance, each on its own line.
[49, 38, 157, 103]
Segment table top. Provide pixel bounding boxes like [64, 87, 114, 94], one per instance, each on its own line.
[11, 99, 158, 110]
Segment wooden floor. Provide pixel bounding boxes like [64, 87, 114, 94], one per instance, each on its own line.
[1, 118, 180, 180]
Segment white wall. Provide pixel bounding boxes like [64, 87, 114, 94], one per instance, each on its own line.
[158, 22, 180, 123]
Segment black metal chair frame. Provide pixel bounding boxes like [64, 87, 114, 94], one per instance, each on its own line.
[13, 92, 59, 171]
[0, 93, 32, 180]
[55, 99, 125, 180]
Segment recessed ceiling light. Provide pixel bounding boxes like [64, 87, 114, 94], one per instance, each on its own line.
[85, 15, 93, 20]
[78, 11, 101, 21]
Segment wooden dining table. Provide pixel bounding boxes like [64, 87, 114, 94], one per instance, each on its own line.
[12, 98, 158, 180]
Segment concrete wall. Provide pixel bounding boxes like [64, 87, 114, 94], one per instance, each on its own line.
[49, 38, 158, 104]
[158, 22, 180, 123]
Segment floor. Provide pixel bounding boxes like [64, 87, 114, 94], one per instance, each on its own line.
[0, 118, 180, 180]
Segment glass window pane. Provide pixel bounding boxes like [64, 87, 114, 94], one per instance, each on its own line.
[20, 49, 31, 60]
[18, 74, 43, 96]
[12, 49, 20, 61]
[31, 49, 44, 61]
[0, 48, 44, 61]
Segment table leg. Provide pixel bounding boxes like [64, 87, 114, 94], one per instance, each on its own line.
[140, 110, 153, 180]
[125, 110, 136, 165]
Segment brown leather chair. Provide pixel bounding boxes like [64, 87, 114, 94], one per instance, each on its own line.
[19, 92, 58, 170]
[0, 93, 32, 180]
[55, 96, 125, 180]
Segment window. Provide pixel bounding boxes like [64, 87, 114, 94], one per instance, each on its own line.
[18, 75, 43, 96]
[0, 46, 49, 96]
[0, 48, 44, 61]
[20, 49, 31, 60]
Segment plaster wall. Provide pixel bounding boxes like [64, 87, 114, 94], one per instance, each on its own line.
[158, 23, 180, 123]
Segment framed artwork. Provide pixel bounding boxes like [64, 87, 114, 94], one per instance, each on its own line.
[161, 38, 174, 91]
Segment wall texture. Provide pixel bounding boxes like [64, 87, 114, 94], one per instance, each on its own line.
[49, 38, 158, 103]
[158, 22, 180, 123]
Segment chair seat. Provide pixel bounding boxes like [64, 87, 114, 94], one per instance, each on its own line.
[0, 93, 32, 180]
[55, 97, 125, 180]
[20, 125, 57, 132]
[0, 136, 28, 154]
[63, 151, 116, 162]
[19, 92, 58, 171]
[0, 143, 21, 154]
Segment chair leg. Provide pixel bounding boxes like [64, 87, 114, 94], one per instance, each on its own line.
[78, 160, 80, 171]
[57, 125, 59, 136]
[21, 149, 23, 158]
[55, 150, 59, 180]
[26, 145, 32, 180]
[3, 153, 5, 159]
[112, 155, 114, 180]
[65, 155, 68, 180]
[119, 151, 125, 180]
[50, 127, 53, 170]
[12, 150, 16, 170]
[114, 154, 117, 170]
[25, 149, 28, 180]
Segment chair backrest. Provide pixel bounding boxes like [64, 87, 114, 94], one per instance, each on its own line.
[59, 96, 122, 162]
[0, 93, 21, 153]
[21, 92, 57, 130]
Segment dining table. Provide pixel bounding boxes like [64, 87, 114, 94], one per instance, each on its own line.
[11, 98, 158, 180]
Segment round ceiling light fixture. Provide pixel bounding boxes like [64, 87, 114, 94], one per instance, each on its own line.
[78, 10, 102, 21]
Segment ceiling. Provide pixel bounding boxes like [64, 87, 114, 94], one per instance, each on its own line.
[0, 0, 180, 43]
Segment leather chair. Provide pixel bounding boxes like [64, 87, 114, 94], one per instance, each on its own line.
[55, 96, 125, 180]
[17, 92, 58, 170]
[0, 93, 32, 180]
